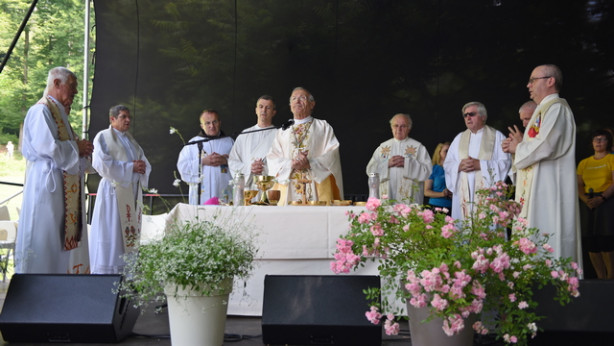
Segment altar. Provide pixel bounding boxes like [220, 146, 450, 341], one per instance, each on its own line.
[141, 203, 379, 316]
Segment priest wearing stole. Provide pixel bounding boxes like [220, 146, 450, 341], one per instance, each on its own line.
[366, 113, 432, 204]
[16, 67, 94, 274]
[89, 105, 151, 274]
[267, 87, 343, 205]
[503, 64, 581, 262]
[229, 95, 278, 189]
[444, 101, 511, 221]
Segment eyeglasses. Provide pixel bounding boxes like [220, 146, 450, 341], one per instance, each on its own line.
[527, 76, 552, 84]
[593, 137, 608, 142]
[463, 112, 478, 118]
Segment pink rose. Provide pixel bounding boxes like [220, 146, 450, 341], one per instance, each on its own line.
[365, 197, 381, 211]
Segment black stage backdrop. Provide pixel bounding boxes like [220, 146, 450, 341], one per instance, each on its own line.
[89, 0, 614, 196]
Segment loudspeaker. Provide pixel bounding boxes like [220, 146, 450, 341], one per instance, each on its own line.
[529, 279, 614, 345]
[0, 274, 139, 343]
[534, 279, 614, 332]
[262, 275, 382, 345]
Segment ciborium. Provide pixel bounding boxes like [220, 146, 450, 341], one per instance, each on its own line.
[254, 175, 275, 205]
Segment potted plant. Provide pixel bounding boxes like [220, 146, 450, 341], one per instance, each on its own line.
[120, 217, 257, 346]
[331, 181, 581, 346]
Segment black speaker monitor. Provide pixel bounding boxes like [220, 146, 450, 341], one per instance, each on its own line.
[262, 275, 382, 345]
[0, 274, 139, 343]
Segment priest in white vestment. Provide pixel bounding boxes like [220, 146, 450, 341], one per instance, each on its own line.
[177, 110, 234, 204]
[229, 95, 278, 189]
[267, 87, 343, 205]
[503, 64, 581, 262]
[89, 105, 151, 274]
[444, 101, 511, 221]
[366, 113, 432, 204]
[16, 67, 94, 274]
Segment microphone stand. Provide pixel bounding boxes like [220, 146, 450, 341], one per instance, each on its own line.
[184, 136, 220, 204]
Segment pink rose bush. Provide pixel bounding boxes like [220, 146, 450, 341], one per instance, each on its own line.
[331, 181, 581, 345]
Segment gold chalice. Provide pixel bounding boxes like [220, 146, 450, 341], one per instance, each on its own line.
[255, 175, 275, 205]
[243, 190, 258, 206]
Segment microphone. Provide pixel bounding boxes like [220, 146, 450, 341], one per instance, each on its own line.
[588, 188, 594, 199]
[281, 119, 295, 130]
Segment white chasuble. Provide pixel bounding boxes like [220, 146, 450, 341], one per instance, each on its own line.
[366, 137, 432, 204]
[267, 117, 343, 205]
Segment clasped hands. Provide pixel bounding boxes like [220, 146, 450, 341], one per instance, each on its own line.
[584, 195, 605, 210]
[202, 152, 228, 167]
[291, 151, 310, 170]
[132, 160, 147, 174]
[388, 155, 405, 168]
[77, 139, 94, 157]
[251, 158, 265, 175]
[458, 157, 480, 173]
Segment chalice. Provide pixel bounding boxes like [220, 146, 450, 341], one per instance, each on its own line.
[243, 190, 258, 206]
[254, 175, 275, 205]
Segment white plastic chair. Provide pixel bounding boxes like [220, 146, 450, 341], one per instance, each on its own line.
[0, 205, 10, 221]
[0, 220, 18, 281]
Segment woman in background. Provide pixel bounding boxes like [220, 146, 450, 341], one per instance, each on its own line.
[577, 129, 614, 279]
[425, 142, 452, 214]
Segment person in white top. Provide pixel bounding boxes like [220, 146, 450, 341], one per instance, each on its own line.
[502, 64, 581, 262]
[177, 110, 234, 204]
[444, 101, 511, 221]
[366, 113, 432, 203]
[229, 95, 278, 189]
[89, 105, 151, 274]
[16, 66, 94, 274]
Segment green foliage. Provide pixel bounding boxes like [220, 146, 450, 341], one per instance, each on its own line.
[119, 216, 258, 308]
[0, 0, 94, 138]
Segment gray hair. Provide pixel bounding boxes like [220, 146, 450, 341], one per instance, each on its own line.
[462, 101, 487, 121]
[518, 100, 537, 114]
[290, 87, 315, 102]
[44, 67, 76, 96]
[46, 67, 76, 88]
[389, 113, 413, 129]
[109, 104, 130, 118]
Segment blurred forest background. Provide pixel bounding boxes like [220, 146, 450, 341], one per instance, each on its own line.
[2, 0, 614, 198]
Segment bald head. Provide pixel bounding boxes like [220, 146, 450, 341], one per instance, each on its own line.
[518, 101, 537, 128]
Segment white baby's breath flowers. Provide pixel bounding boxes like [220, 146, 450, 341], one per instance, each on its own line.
[148, 188, 158, 194]
[173, 179, 181, 187]
[169, 126, 177, 135]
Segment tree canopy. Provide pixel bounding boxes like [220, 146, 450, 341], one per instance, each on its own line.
[0, 0, 94, 144]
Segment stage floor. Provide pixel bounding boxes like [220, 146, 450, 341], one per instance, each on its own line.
[0, 278, 415, 346]
[0, 278, 610, 346]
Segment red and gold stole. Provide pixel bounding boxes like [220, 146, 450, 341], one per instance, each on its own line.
[38, 96, 82, 250]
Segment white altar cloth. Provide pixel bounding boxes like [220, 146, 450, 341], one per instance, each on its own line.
[142, 203, 380, 316]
